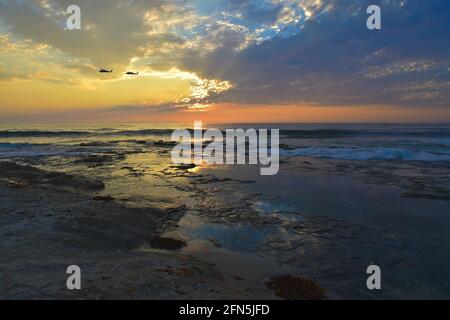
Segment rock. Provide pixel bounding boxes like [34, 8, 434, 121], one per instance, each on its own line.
[154, 140, 177, 147]
[280, 143, 295, 150]
[74, 154, 115, 164]
[172, 164, 197, 170]
[44, 172, 105, 191]
[266, 275, 326, 300]
[6, 179, 28, 188]
[149, 236, 186, 250]
[0, 162, 104, 191]
[93, 195, 115, 202]
[206, 237, 221, 248]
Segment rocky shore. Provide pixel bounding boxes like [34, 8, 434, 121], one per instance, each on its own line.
[0, 162, 238, 299]
[1, 146, 449, 299]
[1, 161, 326, 299]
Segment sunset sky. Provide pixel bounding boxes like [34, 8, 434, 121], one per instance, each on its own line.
[0, 0, 449, 123]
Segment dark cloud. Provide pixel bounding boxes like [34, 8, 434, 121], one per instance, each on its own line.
[183, 0, 450, 107]
[223, 0, 283, 25]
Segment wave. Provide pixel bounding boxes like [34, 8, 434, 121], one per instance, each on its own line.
[0, 128, 177, 138]
[0, 142, 87, 158]
[0, 142, 31, 148]
[2, 127, 449, 139]
[281, 147, 450, 161]
[280, 129, 359, 139]
[0, 130, 92, 137]
[112, 129, 176, 136]
[280, 129, 450, 139]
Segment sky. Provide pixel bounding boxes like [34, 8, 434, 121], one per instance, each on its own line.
[0, 0, 449, 123]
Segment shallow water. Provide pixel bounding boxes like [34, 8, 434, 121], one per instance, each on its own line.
[197, 164, 450, 299]
[168, 214, 268, 251]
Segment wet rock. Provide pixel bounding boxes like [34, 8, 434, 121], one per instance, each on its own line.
[239, 180, 256, 184]
[0, 162, 105, 191]
[5, 179, 28, 188]
[93, 195, 115, 202]
[280, 143, 294, 150]
[172, 163, 197, 170]
[43, 172, 105, 191]
[206, 238, 222, 248]
[52, 205, 164, 252]
[266, 275, 326, 300]
[79, 142, 113, 147]
[154, 140, 177, 147]
[149, 236, 187, 250]
[402, 191, 450, 201]
[74, 154, 122, 165]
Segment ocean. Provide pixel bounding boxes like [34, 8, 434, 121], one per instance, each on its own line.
[0, 123, 449, 161]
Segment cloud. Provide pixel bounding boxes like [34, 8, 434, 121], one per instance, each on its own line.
[0, 0, 324, 67]
[179, 0, 450, 107]
[0, 0, 449, 111]
[0, 0, 161, 69]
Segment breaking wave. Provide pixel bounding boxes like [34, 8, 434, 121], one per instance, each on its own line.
[0, 142, 86, 158]
[280, 128, 450, 139]
[281, 147, 450, 161]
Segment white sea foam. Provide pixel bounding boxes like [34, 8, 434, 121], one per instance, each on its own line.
[0, 143, 85, 159]
[281, 147, 450, 161]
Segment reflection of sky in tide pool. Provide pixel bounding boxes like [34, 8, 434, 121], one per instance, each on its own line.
[251, 201, 304, 223]
[177, 214, 267, 252]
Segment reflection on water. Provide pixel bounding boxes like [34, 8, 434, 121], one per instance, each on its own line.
[252, 201, 304, 223]
[169, 214, 267, 252]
